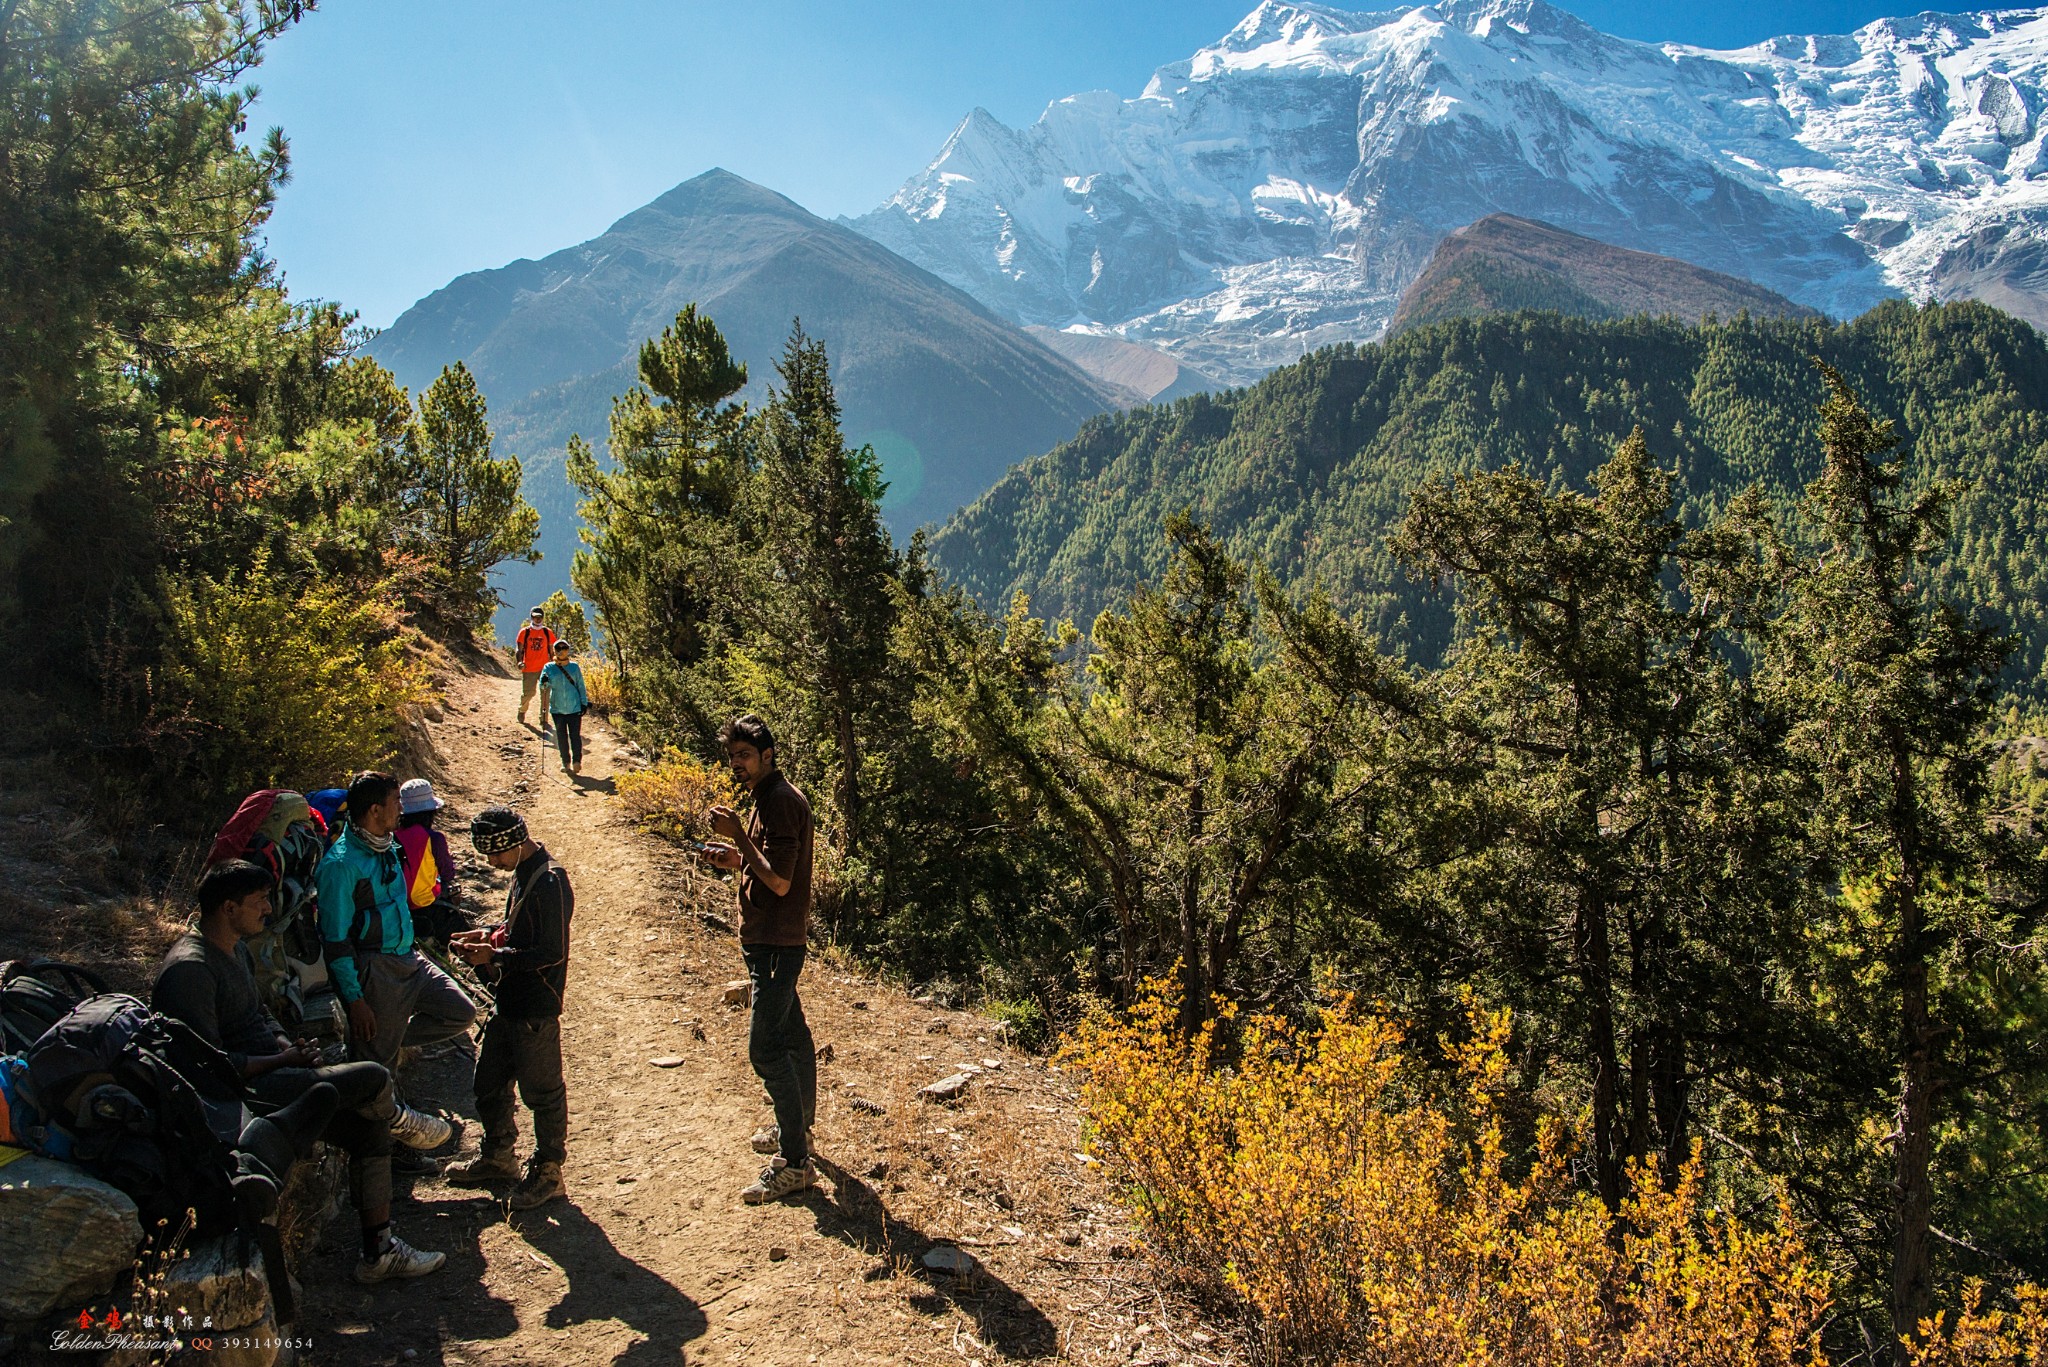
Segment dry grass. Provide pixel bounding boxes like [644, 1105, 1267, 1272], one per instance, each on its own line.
[0, 745, 199, 989]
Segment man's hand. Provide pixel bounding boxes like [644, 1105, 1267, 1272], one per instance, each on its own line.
[277, 1042, 321, 1068]
[449, 928, 495, 966]
[702, 842, 743, 872]
[709, 805, 742, 840]
[347, 998, 377, 1044]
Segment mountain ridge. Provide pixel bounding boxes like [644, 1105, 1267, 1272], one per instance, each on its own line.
[369, 169, 1121, 630]
[1388, 214, 1824, 332]
[926, 301, 2048, 694]
[854, 1, 2048, 385]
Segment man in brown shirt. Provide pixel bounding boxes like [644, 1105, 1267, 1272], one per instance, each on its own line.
[705, 713, 818, 1204]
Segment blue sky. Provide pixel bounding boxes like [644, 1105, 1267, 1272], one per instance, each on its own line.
[252, 0, 1913, 329]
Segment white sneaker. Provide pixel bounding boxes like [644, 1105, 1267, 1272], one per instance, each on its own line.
[389, 1103, 453, 1151]
[742, 1156, 816, 1205]
[353, 1233, 446, 1283]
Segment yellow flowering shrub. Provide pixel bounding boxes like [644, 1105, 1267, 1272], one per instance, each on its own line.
[1067, 989, 2048, 1365]
[613, 747, 737, 843]
[581, 660, 622, 714]
[1911, 1285, 2048, 1366]
[156, 565, 431, 804]
[1063, 988, 1831, 1366]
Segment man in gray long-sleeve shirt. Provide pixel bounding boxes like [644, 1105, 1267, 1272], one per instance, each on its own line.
[153, 860, 445, 1285]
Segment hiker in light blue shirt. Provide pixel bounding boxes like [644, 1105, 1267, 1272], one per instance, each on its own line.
[539, 641, 590, 776]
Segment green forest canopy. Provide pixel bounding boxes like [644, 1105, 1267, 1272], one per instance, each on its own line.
[930, 301, 2048, 694]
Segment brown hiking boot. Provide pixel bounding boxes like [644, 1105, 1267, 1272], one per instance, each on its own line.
[444, 1151, 522, 1186]
[509, 1160, 565, 1211]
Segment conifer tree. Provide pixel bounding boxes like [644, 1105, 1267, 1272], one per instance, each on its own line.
[568, 304, 749, 721]
[739, 322, 900, 862]
[1394, 430, 1800, 1210]
[406, 362, 540, 629]
[1765, 367, 2016, 1358]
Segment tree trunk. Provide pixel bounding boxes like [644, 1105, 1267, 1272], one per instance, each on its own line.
[1178, 778, 1206, 1037]
[1579, 889, 1625, 1213]
[1890, 871, 1935, 1363]
[832, 685, 860, 858]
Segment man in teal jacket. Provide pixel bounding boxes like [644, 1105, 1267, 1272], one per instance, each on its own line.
[318, 770, 476, 1160]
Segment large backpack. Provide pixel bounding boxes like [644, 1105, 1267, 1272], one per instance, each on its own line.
[20, 995, 330, 1320]
[206, 790, 329, 1026]
[0, 957, 108, 1056]
[22, 994, 247, 1232]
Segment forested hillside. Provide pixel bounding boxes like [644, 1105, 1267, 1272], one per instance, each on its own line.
[931, 302, 2048, 692]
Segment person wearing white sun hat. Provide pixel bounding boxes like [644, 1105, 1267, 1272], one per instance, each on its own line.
[395, 778, 467, 949]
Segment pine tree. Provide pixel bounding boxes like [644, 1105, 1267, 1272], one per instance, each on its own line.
[406, 362, 540, 629]
[568, 304, 749, 721]
[739, 322, 900, 864]
[1765, 366, 2015, 1357]
[1394, 429, 1801, 1210]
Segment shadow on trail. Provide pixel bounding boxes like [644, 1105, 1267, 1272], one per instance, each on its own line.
[513, 1201, 708, 1364]
[807, 1156, 1058, 1360]
[570, 774, 617, 795]
[292, 1192, 519, 1365]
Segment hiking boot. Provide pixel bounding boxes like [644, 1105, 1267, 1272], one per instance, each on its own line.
[390, 1103, 453, 1151]
[391, 1149, 441, 1177]
[742, 1156, 816, 1205]
[444, 1151, 522, 1186]
[353, 1233, 446, 1284]
[750, 1124, 815, 1156]
[509, 1161, 565, 1211]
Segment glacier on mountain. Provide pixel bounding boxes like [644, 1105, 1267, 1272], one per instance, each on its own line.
[851, 0, 2048, 385]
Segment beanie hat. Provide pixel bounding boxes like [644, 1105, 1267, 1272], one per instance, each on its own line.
[470, 806, 528, 855]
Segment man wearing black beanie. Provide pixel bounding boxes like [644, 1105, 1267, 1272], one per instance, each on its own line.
[446, 806, 574, 1210]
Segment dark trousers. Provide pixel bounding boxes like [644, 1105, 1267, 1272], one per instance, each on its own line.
[475, 1013, 567, 1166]
[251, 1060, 395, 1214]
[743, 946, 816, 1165]
[552, 711, 584, 767]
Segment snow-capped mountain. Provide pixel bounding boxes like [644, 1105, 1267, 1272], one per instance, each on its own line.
[852, 0, 2048, 385]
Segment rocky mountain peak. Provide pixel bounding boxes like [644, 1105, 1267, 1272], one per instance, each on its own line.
[852, 1, 2048, 385]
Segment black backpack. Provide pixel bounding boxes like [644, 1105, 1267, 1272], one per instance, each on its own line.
[16, 992, 333, 1322]
[25, 995, 249, 1230]
[0, 958, 108, 1055]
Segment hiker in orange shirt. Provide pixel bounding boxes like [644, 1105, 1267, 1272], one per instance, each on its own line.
[514, 606, 557, 728]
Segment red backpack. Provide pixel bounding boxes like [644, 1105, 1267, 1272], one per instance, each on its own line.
[205, 791, 329, 1023]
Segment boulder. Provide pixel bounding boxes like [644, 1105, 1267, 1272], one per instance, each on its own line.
[0, 1154, 143, 1320]
[161, 1234, 272, 1330]
[102, 1238, 285, 1367]
[721, 980, 752, 1008]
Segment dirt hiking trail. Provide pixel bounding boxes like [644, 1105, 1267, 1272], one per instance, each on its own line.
[294, 665, 1218, 1367]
